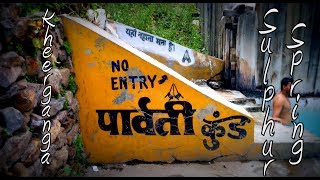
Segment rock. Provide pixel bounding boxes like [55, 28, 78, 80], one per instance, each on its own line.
[54, 146, 68, 167]
[42, 97, 65, 118]
[67, 146, 76, 160]
[54, 128, 67, 149]
[63, 118, 76, 133]
[66, 124, 79, 145]
[22, 111, 32, 128]
[21, 138, 41, 166]
[28, 159, 42, 177]
[16, 79, 28, 89]
[26, 82, 42, 106]
[0, 83, 19, 109]
[65, 91, 73, 106]
[13, 17, 31, 40]
[59, 68, 70, 87]
[25, 56, 41, 76]
[64, 56, 74, 73]
[87, 9, 107, 29]
[0, 131, 32, 171]
[71, 97, 79, 115]
[48, 144, 58, 158]
[0, 4, 20, 21]
[55, 28, 64, 46]
[0, 107, 24, 134]
[30, 113, 43, 130]
[13, 86, 37, 112]
[0, 79, 27, 102]
[43, 158, 59, 176]
[49, 45, 60, 65]
[0, 66, 23, 88]
[58, 50, 67, 62]
[0, 52, 25, 88]
[192, 19, 200, 26]
[33, 50, 45, 79]
[43, 146, 68, 176]
[52, 110, 67, 124]
[47, 69, 62, 94]
[49, 119, 61, 143]
[0, 51, 25, 68]
[0, 19, 14, 43]
[12, 162, 30, 177]
[207, 80, 221, 90]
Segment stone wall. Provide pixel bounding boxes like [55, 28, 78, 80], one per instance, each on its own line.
[0, 4, 82, 176]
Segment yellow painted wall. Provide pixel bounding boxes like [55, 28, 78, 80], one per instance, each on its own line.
[145, 51, 224, 81]
[61, 15, 254, 163]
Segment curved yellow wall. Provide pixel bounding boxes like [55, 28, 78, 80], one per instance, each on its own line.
[61, 15, 254, 163]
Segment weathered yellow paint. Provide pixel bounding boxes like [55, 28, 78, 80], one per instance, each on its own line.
[61, 15, 254, 163]
[145, 51, 224, 81]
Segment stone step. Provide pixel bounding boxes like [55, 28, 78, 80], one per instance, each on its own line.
[229, 98, 257, 105]
[243, 105, 262, 112]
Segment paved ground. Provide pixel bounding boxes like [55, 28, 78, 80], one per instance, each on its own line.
[84, 158, 320, 177]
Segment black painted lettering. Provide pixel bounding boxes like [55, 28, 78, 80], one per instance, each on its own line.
[147, 75, 157, 88]
[119, 77, 127, 90]
[121, 59, 129, 71]
[111, 77, 118, 90]
[120, 111, 133, 135]
[111, 60, 120, 72]
[132, 97, 156, 135]
[227, 122, 247, 139]
[139, 76, 148, 89]
[129, 76, 137, 89]
[202, 113, 250, 151]
[97, 110, 119, 135]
